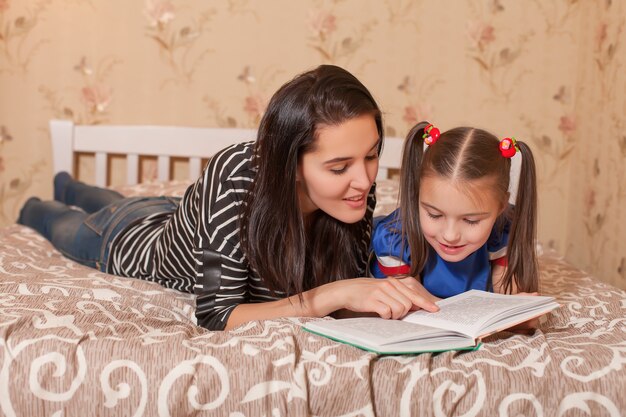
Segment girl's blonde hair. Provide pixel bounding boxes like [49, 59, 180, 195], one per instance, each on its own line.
[398, 121, 538, 293]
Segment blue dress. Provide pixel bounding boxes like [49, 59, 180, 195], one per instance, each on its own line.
[370, 209, 510, 299]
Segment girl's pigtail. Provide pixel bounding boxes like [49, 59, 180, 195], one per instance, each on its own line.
[503, 140, 539, 293]
[399, 121, 431, 278]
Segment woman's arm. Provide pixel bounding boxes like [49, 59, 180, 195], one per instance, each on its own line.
[225, 276, 440, 330]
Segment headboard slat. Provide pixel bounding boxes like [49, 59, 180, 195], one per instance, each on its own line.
[189, 157, 201, 180]
[157, 156, 170, 182]
[49, 120, 405, 186]
[50, 119, 74, 175]
[72, 125, 257, 157]
[95, 152, 107, 187]
[126, 154, 139, 185]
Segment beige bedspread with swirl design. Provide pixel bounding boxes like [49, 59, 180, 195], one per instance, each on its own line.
[1, 180, 624, 416]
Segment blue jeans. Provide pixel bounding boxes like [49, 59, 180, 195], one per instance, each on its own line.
[18, 177, 180, 272]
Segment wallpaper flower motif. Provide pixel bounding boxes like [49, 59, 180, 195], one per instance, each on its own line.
[0, 125, 11, 142]
[0, 125, 12, 174]
[514, 1, 582, 201]
[533, 0, 582, 35]
[204, 66, 277, 129]
[144, 0, 175, 26]
[383, 0, 421, 26]
[0, 126, 42, 224]
[564, 0, 626, 288]
[593, 19, 624, 99]
[307, 7, 377, 67]
[144, 0, 216, 89]
[468, 32, 533, 101]
[396, 75, 441, 135]
[225, 0, 258, 19]
[243, 94, 266, 126]
[468, 21, 495, 50]
[467, 1, 534, 102]
[39, 56, 120, 125]
[521, 114, 576, 193]
[0, 0, 51, 74]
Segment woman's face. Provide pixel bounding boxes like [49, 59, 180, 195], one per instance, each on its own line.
[297, 114, 380, 224]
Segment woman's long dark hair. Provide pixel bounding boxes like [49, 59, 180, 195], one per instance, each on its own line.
[240, 65, 384, 296]
[399, 122, 538, 293]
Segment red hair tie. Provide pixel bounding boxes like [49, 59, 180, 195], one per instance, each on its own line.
[499, 137, 520, 158]
[423, 123, 441, 146]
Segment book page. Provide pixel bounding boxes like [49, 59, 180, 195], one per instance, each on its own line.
[304, 317, 477, 354]
[402, 290, 551, 336]
[413, 294, 527, 325]
[306, 317, 449, 345]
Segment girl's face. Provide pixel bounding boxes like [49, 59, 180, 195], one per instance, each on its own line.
[297, 114, 380, 224]
[418, 175, 505, 262]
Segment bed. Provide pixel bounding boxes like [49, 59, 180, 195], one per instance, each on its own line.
[0, 120, 624, 416]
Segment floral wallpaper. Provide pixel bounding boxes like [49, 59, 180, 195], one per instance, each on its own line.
[0, 0, 624, 289]
[565, 0, 626, 289]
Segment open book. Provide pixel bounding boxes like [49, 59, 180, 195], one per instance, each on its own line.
[303, 290, 559, 355]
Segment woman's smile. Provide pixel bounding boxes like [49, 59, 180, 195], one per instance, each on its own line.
[343, 193, 366, 208]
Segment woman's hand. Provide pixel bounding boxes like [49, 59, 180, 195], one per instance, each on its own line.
[396, 276, 441, 309]
[332, 277, 440, 320]
[227, 276, 440, 330]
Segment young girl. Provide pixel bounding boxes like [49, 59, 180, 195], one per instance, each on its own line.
[18, 65, 438, 331]
[371, 121, 538, 299]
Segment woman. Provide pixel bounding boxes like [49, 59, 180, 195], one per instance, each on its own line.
[19, 65, 438, 331]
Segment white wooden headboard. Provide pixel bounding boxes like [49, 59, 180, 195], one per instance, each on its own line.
[50, 119, 404, 187]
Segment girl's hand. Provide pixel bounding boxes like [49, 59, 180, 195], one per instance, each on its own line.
[509, 291, 540, 333]
[333, 277, 439, 320]
[509, 318, 540, 334]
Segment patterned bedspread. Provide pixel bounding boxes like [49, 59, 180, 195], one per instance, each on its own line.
[0, 180, 624, 416]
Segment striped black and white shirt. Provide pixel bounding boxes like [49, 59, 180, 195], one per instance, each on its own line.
[109, 141, 376, 330]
